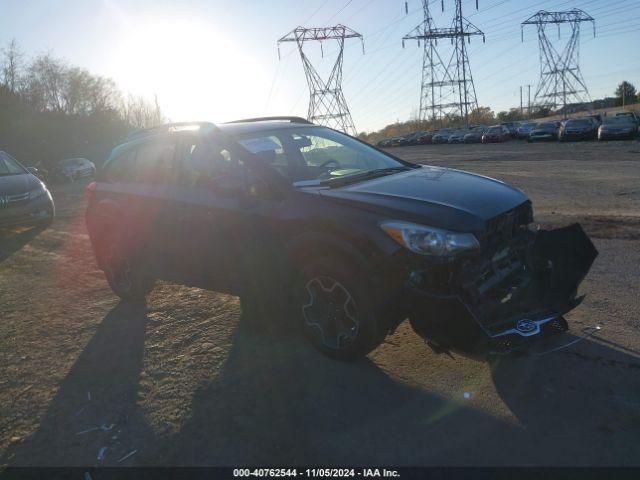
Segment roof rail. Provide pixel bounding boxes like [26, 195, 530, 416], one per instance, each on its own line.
[125, 121, 218, 141]
[225, 116, 313, 125]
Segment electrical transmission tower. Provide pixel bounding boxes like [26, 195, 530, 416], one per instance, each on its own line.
[403, 0, 484, 125]
[522, 9, 596, 115]
[278, 25, 364, 135]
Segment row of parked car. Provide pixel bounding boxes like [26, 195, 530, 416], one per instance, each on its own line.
[377, 111, 640, 147]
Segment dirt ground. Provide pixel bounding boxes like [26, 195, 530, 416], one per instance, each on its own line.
[1, 140, 639, 467]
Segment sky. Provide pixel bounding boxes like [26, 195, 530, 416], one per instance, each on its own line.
[1, 0, 639, 132]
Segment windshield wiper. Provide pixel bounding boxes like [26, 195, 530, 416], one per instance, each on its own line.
[319, 166, 413, 187]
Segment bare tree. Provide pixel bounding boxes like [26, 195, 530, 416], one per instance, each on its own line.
[61, 66, 92, 114]
[88, 76, 120, 114]
[120, 93, 164, 128]
[2, 41, 164, 129]
[1, 39, 24, 93]
[24, 54, 67, 111]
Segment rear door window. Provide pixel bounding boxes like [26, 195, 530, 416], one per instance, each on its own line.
[134, 140, 176, 185]
[102, 149, 136, 183]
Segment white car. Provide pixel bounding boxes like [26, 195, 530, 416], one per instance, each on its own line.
[56, 158, 96, 182]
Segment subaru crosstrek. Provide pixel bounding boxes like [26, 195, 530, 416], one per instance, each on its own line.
[85, 117, 597, 360]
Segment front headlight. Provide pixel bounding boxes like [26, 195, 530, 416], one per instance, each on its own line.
[29, 183, 48, 199]
[381, 221, 480, 256]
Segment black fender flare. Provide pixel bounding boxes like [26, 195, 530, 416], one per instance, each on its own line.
[284, 231, 373, 277]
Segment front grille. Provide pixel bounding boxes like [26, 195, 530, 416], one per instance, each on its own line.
[0, 192, 30, 209]
[482, 202, 533, 251]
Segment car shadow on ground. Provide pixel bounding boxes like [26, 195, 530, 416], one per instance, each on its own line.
[2, 301, 156, 466]
[139, 319, 534, 466]
[490, 332, 640, 465]
[0, 226, 45, 263]
[2, 304, 531, 467]
[4, 305, 640, 466]
[145, 321, 640, 466]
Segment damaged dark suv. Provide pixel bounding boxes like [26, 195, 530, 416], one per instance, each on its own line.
[85, 118, 597, 360]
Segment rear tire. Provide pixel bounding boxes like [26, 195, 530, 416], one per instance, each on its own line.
[294, 257, 387, 361]
[100, 235, 155, 302]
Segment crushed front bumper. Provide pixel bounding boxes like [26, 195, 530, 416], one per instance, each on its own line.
[406, 224, 598, 357]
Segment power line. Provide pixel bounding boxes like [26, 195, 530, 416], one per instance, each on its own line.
[324, 0, 355, 25]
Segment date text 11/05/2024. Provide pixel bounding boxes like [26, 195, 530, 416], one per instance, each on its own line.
[233, 469, 400, 478]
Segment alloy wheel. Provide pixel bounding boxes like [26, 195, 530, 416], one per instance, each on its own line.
[302, 275, 359, 350]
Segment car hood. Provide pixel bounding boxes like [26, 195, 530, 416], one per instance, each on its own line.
[317, 166, 529, 232]
[0, 173, 39, 195]
[601, 124, 634, 131]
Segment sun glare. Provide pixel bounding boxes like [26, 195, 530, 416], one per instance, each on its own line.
[111, 20, 260, 122]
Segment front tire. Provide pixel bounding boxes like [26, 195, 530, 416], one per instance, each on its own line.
[295, 257, 386, 361]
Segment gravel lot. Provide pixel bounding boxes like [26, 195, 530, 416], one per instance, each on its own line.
[1, 140, 639, 467]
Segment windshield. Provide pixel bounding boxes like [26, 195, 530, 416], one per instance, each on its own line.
[0, 151, 26, 176]
[566, 119, 592, 127]
[234, 126, 411, 186]
[488, 126, 502, 133]
[539, 123, 557, 131]
[603, 117, 634, 125]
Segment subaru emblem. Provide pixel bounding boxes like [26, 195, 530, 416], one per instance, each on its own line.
[516, 319, 537, 334]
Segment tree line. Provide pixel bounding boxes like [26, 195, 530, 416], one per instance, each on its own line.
[0, 39, 165, 170]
